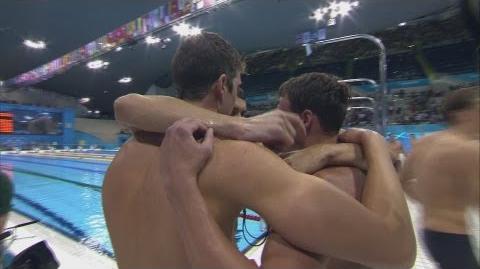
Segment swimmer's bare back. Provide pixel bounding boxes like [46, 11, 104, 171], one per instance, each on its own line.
[402, 131, 479, 234]
[261, 166, 370, 269]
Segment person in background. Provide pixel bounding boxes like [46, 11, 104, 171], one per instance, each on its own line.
[0, 171, 13, 268]
[401, 86, 479, 269]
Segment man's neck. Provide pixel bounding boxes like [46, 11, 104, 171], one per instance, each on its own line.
[305, 133, 338, 147]
[189, 99, 218, 113]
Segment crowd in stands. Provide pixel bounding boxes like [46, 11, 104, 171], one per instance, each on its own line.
[246, 81, 478, 128]
[244, 8, 476, 82]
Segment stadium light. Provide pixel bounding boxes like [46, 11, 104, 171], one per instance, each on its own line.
[79, 97, 90, 104]
[87, 60, 109, 69]
[23, 39, 46, 49]
[118, 77, 132, 84]
[145, 35, 161, 44]
[173, 23, 203, 37]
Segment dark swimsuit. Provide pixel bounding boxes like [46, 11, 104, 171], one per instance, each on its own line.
[423, 229, 479, 269]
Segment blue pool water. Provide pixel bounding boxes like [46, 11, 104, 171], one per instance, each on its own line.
[0, 153, 265, 256]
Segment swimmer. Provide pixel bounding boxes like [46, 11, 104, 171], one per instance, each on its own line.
[104, 32, 415, 269]
[0, 171, 13, 266]
[154, 73, 410, 269]
[401, 86, 479, 269]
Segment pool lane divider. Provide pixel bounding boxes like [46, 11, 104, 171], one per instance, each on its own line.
[0, 165, 102, 192]
[0, 157, 107, 174]
[2, 153, 112, 164]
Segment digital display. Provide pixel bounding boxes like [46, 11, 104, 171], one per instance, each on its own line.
[0, 112, 14, 134]
[0, 110, 63, 135]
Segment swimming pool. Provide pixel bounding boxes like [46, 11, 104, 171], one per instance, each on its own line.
[0, 152, 265, 257]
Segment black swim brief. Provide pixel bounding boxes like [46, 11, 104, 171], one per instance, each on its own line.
[423, 228, 479, 269]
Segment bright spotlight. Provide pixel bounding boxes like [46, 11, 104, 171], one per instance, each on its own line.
[398, 22, 407, 27]
[145, 35, 161, 44]
[118, 77, 133, 84]
[337, 2, 353, 16]
[312, 9, 326, 21]
[79, 97, 91, 104]
[173, 23, 203, 37]
[87, 60, 104, 69]
[327, 18, 337, 26]
[94, 110, 100, 114]
[115, 46, 123, 52]
[23, 39, 46, 49]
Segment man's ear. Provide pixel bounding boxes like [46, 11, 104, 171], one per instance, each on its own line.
[301, 110, 314, 131]
[213, 74, 228, 102]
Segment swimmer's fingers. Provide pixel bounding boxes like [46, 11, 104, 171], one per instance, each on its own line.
[167, 118, 208, 141]
[200, 128, 214, 155]
[281, 112, 306, 146]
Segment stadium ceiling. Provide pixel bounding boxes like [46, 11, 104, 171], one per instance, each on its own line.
[0, 0, 460, 114]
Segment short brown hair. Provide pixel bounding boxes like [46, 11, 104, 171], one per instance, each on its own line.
[279, 72, 351, 134]
[442, 86, 479, 124]
[172, 32, 243, 100]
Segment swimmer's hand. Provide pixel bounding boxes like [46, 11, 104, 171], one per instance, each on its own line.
[159, 118, 214, 182]
[339, 128, 400, 169]
[235, 110, 306, 151]
[282, 143, 367, 174]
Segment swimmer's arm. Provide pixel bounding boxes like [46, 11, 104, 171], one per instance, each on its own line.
[114, 94, 242, 137]
[283, 143, 366, 174]
[114, 94, 305, 147]
[207, 137, 415, 268]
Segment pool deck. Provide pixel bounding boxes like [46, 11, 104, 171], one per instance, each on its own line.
[4, 212, 117, 269]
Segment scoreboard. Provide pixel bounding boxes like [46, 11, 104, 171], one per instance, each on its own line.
[0, 112, 14, 134]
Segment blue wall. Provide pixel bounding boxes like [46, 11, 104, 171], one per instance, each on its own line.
[0, 103, 75, 148]
[75, 131, 119, 149]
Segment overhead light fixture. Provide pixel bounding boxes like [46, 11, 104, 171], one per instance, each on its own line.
[311, 1, 360, 22]
[103, 43, 114, 49]
[398, 22, 407, 27]
[79, 97, 91, 104]
[23, 39, 46, 49]
[87, 60, 109, 69]
[118, 77, 132, 84]
[87, 110, 92, 113]
[173, 23, 203, 37]
[145, 35, 161, 44]
[327, 18, 337, 26]
[94, 110, 100, 114]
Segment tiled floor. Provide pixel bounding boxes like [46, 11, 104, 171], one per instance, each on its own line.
[4, 212, 117, 269]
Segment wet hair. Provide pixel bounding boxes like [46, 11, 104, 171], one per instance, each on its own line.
[442, 86, 479, 124]
[279, 72, 351, 134]
[172, 32, 244, 101]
